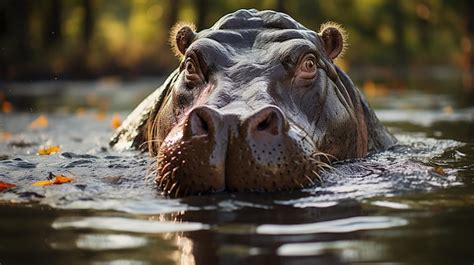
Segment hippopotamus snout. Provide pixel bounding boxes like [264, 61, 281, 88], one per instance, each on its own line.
[156, 105, 314, 196]
[185, 105, 287, 142]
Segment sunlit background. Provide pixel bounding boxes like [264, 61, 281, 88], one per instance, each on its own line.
[1, 0, 473, 92]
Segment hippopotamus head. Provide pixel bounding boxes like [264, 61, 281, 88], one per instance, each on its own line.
[110, 9, 396, 197]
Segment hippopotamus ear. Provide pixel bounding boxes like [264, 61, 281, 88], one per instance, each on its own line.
[170, 22, 196, 57]
[319, 22, 347, 60]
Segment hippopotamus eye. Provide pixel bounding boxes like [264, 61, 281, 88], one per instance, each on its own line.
[295, 53, 318, 81]
[183, 57, 204, 87]
[185, 59, 197, 74]
[300, 54, 317, 73]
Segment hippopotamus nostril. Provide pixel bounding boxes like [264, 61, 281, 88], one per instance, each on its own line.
[246, 106, 287, 137]
[256, 112, 275, 132]
[188, 110, 209, 137]
[184, 106, 222, 138]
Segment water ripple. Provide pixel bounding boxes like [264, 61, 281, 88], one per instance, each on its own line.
[256, 216, 408, 235]
[52, 216, 209, 234]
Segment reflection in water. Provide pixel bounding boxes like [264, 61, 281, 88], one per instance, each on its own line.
[369, 200, 410, 209]
[52, 216, 209, 233]
[92, 260, 151, 265]
[277, 240, 387, 261]
[174, 236, 196, 265]
[256, 216, 408, 235]
[75, 234, 148, 250]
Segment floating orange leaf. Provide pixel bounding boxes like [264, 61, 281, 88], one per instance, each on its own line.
[33, 173, 74, 186]
[2, 101, 12, 113]
[53, 175, 74, 184]
[0, 181, 16, 190]
[30, 114, 49, 129]
[32, 180, 53, 186]
[37, 145, 61, 155]
[110, 113, 122, 129]
[0, 131, 12, 141]
[432, 166, 447, 176]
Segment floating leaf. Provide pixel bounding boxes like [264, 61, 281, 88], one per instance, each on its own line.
[2, 101, 12, 113]
[432, 166, 447, 176]
[32, 180, 53, 186]
[0, 181, 16, 190]
[53, 175, 74, 184]
[37, 145, 61, 155]
[110, 113, 122, 129]
[30, 114, 49, 129]
[33, 173, 74, 186]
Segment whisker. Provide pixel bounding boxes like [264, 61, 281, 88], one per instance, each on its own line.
[175, 186, 181, 197]
[169, 183, 178, 196]
[311, 170, 323, 186]
[159, 162, 172, 175]
[304, 175, 315, 185]
[311, 151, 336, 163]
[139, 139, 162, 150]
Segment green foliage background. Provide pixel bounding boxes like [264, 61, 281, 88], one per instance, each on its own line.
[1, 0, 472, 83]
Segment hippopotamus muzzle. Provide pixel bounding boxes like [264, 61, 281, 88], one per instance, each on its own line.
[110, 9, 396, 197]
[157, 105, 317, 196]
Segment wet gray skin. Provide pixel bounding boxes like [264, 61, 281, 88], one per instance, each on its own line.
[111, 9, 396, 196]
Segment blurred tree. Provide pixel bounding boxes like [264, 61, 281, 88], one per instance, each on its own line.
[275, 0, 285, 13]
[8, 0, 31, 61]
[82, 0, 94, 49]
[415, 1, 431, 49]
[195, 0, 208, 30]
[0, 3, 6, 38]
[464, 0, 474, 91]
[0, 0, 470, 82]
[389, 1, 407, 67]
[43, 0, 62, 48]
[168, 0, 180, 29]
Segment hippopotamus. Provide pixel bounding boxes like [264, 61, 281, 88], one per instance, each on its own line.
[110, 9, 396, 197]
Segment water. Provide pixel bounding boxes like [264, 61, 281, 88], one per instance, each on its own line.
[1, 81, 473, 265]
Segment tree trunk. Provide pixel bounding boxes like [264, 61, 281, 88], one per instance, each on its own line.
[82, 0, 93, 49]
[390, 1, 406, 67]
[43, 0, 62, 47]
[9, 0, 30, 62]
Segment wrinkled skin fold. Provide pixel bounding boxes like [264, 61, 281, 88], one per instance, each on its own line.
[110, 9, 396, 197]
